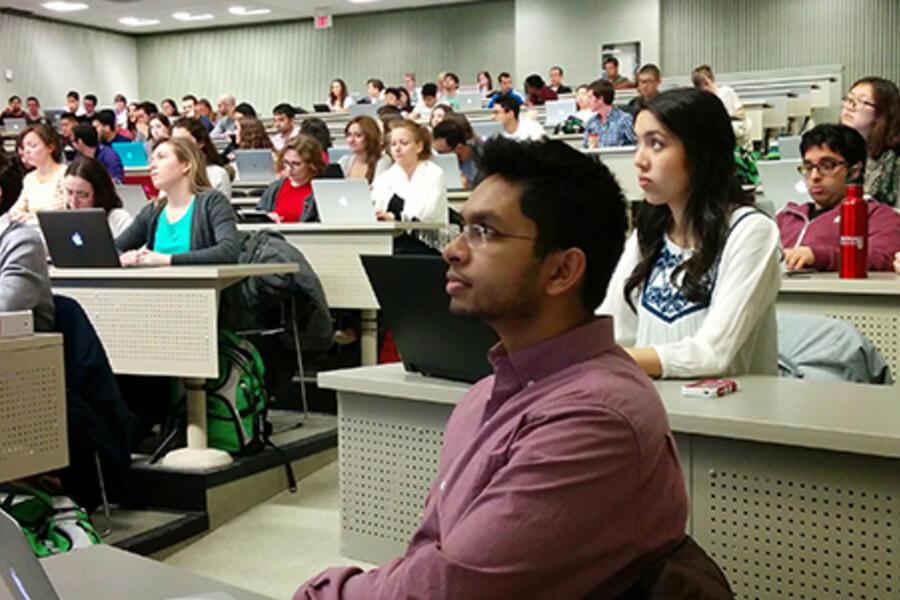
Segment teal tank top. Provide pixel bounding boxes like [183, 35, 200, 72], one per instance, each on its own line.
[153, 198, 195, 256]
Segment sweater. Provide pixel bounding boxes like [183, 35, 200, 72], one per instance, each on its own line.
[0, 214, 54, 330]
[115, 190, 239, 265]
[10, 165, 66, 219]
[777, 199, 900, 271]
[598, 207, 780, 378]
[255, 178, 318, 222]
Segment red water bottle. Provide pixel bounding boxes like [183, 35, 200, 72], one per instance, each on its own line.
[840, 183, 867, 279]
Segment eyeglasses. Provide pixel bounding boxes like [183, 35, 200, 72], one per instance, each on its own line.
[797, 159, 847, 176]
[282, 159, 305, 169]
[454, 223, 538, 249]
[842, 95, 877, 111]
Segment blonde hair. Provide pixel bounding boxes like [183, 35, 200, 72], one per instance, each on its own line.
[152, 137, 212, 207]
[390, 120, 432, 161]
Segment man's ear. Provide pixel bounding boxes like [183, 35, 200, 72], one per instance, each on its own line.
[544, 247, 587, 299]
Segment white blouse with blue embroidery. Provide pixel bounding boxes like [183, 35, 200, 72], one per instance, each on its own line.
[598, 206, 781, 378]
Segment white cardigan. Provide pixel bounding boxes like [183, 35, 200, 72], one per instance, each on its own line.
[598, 206, 781, 377]
[371, 160, 447, 224]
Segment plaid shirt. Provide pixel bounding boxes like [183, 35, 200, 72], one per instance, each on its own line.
[582, 107, 635, 148]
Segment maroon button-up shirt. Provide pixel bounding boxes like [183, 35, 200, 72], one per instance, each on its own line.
[295, 317, 688, 599]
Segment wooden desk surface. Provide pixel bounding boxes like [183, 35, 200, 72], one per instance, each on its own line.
[318, 363, 900, 458]
[237, 222, 443, 234]
[780, 271, 900, 295]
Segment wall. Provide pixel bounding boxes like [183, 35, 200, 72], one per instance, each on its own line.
[0, 13, 138, 110]
[514, 0, 661, 88]
[661, 0, 900, 85]
[136, 1, 515, 113]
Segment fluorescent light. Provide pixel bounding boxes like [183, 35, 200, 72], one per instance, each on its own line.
[172, 11, 214, 21]
[120, 16, 160, 27]
[229, 6, 272, 16]
[348, 0, 381, 3]
[42, 1, 89, 11]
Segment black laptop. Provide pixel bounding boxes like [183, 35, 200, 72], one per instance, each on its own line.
[362, 255, 499, 383]
[38, 209, 121, 267]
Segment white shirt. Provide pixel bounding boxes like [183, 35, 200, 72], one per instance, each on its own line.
[371, 160, 447, 224]
[331, 96, 354, 111]
[715, 85, 743, 117]
[411, 101, 435, 120]
[503, 117, 546, 141]
[269, 126, 300, 152]
[107, 207, 133, 238]
[574, 108, 595, 124]
[338, 153, 392, 181]
[598, 207, 780, 378]
[206, 165, 232, 199]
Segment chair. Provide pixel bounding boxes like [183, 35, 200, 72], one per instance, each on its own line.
[617, 536, 735, 599]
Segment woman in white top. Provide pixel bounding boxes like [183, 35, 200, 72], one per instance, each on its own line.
[329, 79, 354, 113]
[598, 88, 780, 378]
[372, 119, 447, 224]
[171, 117, 233, 199]
[9, 124, 66, 220]
[64, 157, 134, 237]
[339, 116, 391, 183]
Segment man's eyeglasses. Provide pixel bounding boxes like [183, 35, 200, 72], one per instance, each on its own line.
[797, 159, 847, 176]
[453, 223, 538, 249]
[842, 95, 877, 111]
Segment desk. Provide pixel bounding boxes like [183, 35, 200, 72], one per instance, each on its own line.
[778, 272, 900, 381]
[447, 189, 469, 212]
[583, 146, 641, 201]
[742, 99, 772, 144]
[0, 334, 67, 482]
[49, 264, 297, 469]
[236, 223, 441, 365]
[319, 364, 900, 597]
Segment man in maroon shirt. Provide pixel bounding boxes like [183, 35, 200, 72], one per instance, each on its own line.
[524, 73, 559, 107]
[295, 138, 689, 599]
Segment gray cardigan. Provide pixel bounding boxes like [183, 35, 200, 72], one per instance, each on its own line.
[256, 178, 318, 222]
[0, 216, 54, 330]
[115, 190, 239, 264]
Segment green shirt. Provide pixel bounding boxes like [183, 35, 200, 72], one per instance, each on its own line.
[153, 198, 195, 256]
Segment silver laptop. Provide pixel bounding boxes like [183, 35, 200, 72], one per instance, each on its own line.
[456, 91, 483, 111]
[348, 103, 378, 118]
[311, 179, 376, 224]
[778, 135, 802, 159]
[235, 150, 275, 185]
[758, 159, 808, 214]
[432, 153, 464, 191]
[327, 146, 352, 164]
[3, 118, 26, 134]
[544, 99, 577, 126]
[471, 121, 503, 141]
[116, 184, 149, 217]
[0, 509, 60, 599]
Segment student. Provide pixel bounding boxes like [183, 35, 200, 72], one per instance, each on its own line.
[1, 95, 24, 120]
[149, 113, 172, 144]
[270, 103, 299, 152]
[839, 76, 900, 206]
[83, 94, 98, 120]
[299, 117, 333, 154]
[255, 134, 325, 223]
[9, 124, 66, 220]
[0, 152, 54, 330]
[441, 73, 461, 110]
[403, 72, 420, 106]
[365, 78, 385, 103]
[93, 109, 131, 145]
[487, 72, 525, 108]
[396, 88, 412, 113]
[64, 157, 134, 237]
[523, 74, 559, 107]
[573, 84, 595, 123]
[72, 123, 124, 184]
[116, 137, 238, 265]
[691, 64, 751, 149]
[372, 120, 447, 224]
[211, 94, 237, 138]
[172, 117, 233, 199]
[409, 83, 439, 121]
[582, 79, 635, 148]
[66, 90, 80, 115]
[181, 95, 213, 131]
[236, 116, 274, 150]
[476, 70, 493, 95]
[603, 56, 633, 89]
[234, 102, 257, 119]
[599, 88, 780, 378]
[433, 119, 480, 188]
[340, 115, 391, 182]
[548, 65, 572, 94]
[627, 64, 662, 115]
[294, 137, 688, 599]
[429, 104, 451, 129]
[60, 112, 78, 152]
[197, 98, 215, 123]
[113, 93, 129, 129]
[779, 124, 900, 271]
[328, 78, 354, 113]
[383, 87, 402, 108]
[492, 96, 545, 141]
[160, 98, 179, 118]
[132, 101, 157, 142]
[24, 96, 43, 125]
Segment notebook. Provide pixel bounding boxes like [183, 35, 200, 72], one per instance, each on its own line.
[37, 209, 120, 268]
[362, 254, 498, 383]
[235, 150, 275, 185]
[544, 99, 577, 126]
[456, 91, 483, 111]
[432, 153, 465, 191]
[471, 121, 503, 141]
[757, 159, 808, 214]
[2, 118, 26, 134]
[0, 510, 59, 599]
[111, 142, 148, 168]
[311, 179, 376, 224]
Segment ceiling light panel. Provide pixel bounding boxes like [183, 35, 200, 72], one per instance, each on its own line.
[42, 1, 89, 11]
[229, 6, 272, 16]
[120, 16, 160, 26]
[172, 11, 214, 22]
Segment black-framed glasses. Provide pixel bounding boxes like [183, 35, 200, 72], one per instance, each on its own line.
[454, 223, 538, 249]
[842, 95, 877, 111]
[797, 159, 847, 176]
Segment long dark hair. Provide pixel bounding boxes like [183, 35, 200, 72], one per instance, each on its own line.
[65, 157, 123, 213]
[850, 77, 900, 158]
[172, 117, 226, 167]
[624, 88, 752, 308]
[329, 78, 349, 106]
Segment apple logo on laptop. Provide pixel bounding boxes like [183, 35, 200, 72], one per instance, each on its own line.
[338, 196, 349, 207]
[71, 232, 84, 247]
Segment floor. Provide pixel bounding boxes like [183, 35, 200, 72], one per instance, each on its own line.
[161, 460, 375, 600]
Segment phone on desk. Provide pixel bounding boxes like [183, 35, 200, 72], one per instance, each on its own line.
[681, 379, 738, 397]
[236, 209, 277, 224]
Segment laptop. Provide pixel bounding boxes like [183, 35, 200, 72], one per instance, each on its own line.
[456, 91, 483, 111]
[310, 179, 376, 224]
[432, 153, 464, 191]
[111, 142, 148, 168]
[778, 135, 802, 159]
[471, 121, 503, 141]
[348, 103, 378, 118]
[313, 103, 330, 113]
[3, 118, 26, 134]
[0, 510, 60, 599]
[38, 209, 120, 268]
[757, 159, 808, 214]
[544, 99, 577, 127]
[235, 150, 275, 185]
[327, 146, 352, 164]
[115, 184, 149, 217]
[361, 255, 498, 383]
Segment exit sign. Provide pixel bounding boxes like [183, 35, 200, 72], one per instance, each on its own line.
[315, 13, 332, 29]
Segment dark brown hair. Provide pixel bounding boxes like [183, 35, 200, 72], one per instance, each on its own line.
[65, 157, 123, 213]
[850, 77, 900, 158]
[22, 123, 62, 163]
